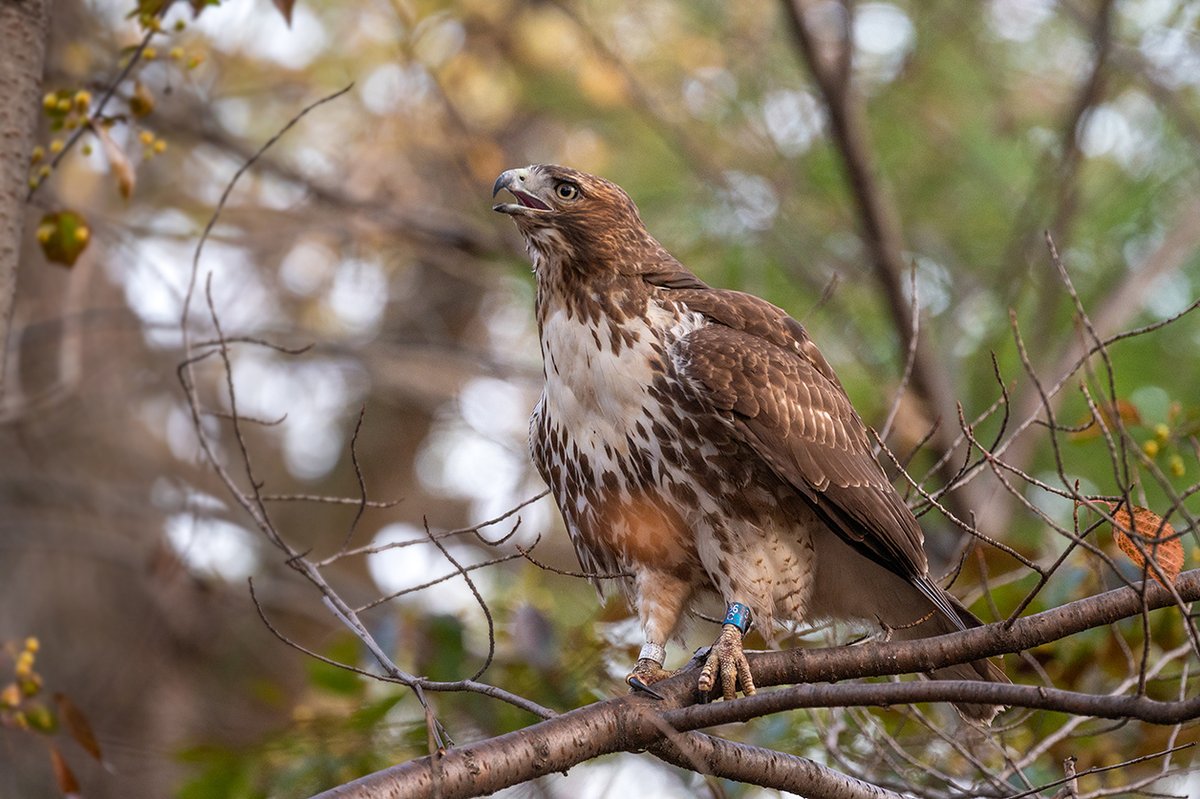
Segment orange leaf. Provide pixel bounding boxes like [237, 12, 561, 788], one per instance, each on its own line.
[48, 744, 81, 798]
[1070, 399, 1143, 441]
[1098, 502, 1183, 588]
[55, 693, 102, 762]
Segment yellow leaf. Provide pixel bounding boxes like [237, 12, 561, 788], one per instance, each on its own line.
[1097, 502, 1183, 588]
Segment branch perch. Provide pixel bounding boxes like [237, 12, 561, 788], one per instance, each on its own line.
[312, 570, 1200, 799]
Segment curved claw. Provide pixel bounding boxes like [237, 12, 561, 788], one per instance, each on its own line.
[626, 674, 667, 700]
[697, 624, 757, 701]
[625, 657, 676, 700]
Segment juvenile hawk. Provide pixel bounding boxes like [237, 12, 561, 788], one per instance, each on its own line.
[493, 165, 1007, 721]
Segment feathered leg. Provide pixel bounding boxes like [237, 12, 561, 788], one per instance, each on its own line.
[625, 570, 692, 698]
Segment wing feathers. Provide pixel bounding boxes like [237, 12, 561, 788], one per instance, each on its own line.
[674, 315, 929, 581]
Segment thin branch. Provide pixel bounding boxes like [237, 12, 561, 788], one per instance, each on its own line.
[333, 406, 369, 554]
[260, 494, 401, 508]
[663, 678, 1200, 732]
[315, 490, 548, 566]
[355, 551, 526, 612]
[421, 517, 497, 683]
[943, 298, 1200, 499]
[515, 542, 632, 580]
[1004, 743, 1194, 799]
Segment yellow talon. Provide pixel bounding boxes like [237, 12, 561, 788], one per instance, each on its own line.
[697, 624, 756, 701]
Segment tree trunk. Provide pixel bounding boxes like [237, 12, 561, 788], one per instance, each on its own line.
[0, 0, 48, 399]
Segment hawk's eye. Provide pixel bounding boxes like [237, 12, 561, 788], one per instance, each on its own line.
[555, 182, 579, 201]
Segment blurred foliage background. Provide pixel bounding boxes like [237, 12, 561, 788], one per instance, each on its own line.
[2, 0, 1200, 796]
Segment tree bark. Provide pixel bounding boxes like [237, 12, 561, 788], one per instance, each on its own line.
[0, 0, 48, 399]
[649, 733, 907, 799]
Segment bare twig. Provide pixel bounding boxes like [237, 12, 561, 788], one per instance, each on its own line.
[176, 85, 554, 736]
[1007, 743, 1194, 799]
[333, 406, 369, 554]
[314, 489, 548, 566]
[515, 542, 632, 580]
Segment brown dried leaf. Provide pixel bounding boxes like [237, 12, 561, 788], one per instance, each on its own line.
[93, 124, 135, 199]
[48, 744, 81, 798]
[1098, 502, 1183, 588]
[55, 692, 102, 762]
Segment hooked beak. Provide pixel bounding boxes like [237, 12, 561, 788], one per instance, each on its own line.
[492, 168, 551, 215]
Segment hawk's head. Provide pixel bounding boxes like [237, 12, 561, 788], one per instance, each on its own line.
[492, 165, 649, 267]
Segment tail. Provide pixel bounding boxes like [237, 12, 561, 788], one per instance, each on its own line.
[895, 580, 1010, 724]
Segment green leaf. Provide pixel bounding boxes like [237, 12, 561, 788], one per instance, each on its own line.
[305, 636, 364, 697]
[350, 693, 403, 731]
[419, 615, 465, 679]
[37, 211, 90, 267]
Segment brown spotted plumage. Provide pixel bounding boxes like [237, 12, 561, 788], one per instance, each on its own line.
[493, 165, 1007, 721]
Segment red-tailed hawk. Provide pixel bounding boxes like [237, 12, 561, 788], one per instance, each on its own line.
[493, 165, 1007, 721]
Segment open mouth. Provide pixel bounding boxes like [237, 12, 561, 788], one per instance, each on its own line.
[508, 190, 550, 211]
[493, 190, 550, 214]
[492, 173, 552, 215]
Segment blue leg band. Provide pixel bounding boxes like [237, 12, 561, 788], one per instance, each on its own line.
[723, 602, 752, 635]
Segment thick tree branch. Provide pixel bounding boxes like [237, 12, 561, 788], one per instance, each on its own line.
[311, 570, 1200, 799]
[665, 679, 1200, 731]
[749, 574, 1198, 688]
[649, 732, 907, 799]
